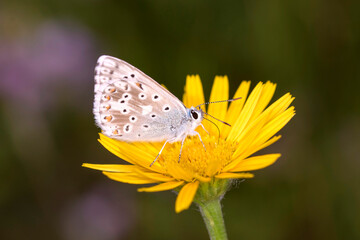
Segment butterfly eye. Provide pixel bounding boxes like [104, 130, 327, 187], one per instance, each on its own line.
[191, 110, 199, 120]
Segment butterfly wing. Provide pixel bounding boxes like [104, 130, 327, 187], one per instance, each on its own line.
[93, 55, 188, 142]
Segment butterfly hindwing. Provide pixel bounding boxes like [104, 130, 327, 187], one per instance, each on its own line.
[93, 56, 187, 142]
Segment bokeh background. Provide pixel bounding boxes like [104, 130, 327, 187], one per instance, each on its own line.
[1, 0, 359, 239]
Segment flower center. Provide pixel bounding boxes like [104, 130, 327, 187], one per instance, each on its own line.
[158, 135, 236, 181]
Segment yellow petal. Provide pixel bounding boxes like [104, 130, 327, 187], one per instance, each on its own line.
[266, 93, 295, 121]
[225, 81, 250, 124]
[103, 172, 159, 184]
[245, 135, 282, 158]
[99, 134, 166, 174]
[183, 75, 206, 111]
[251, 107, 295, 148]
[98, 135, 141, 164]
[227, 82, 264, 141]
[194, 174, 212, 182]
[138, 181, 185, 192]
[99, 134, 158, 160]
[215, 172, 254, 179]
[97, 137, 134, 164]
[175, 181, 199, 213]
[132, 169, 175, 182]
[82, 163, 135, 172]
[226, 154, 281, 172]
[229, 114, 269, 160]
[233, 93, 293, 144]
[222, 81, 251, 138]
[206, 76, 229, 135]
[248, 81, 276, 122]
[162, 162, 194, 182]
[231, 94, 294, 160]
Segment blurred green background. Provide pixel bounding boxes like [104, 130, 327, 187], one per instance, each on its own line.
[1, 0, 359, 239]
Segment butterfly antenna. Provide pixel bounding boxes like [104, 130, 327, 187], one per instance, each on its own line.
[195, 97, 242, 109]
[203, 112, 231, 127]
[203, 117, 221, 142]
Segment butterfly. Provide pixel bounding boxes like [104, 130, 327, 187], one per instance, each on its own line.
[93, 55, 237, 166]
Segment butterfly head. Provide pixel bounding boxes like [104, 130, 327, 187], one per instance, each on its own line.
[187, 106, 204, 128]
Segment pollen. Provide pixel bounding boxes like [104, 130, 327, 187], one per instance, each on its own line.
[158, 135, 236, 181]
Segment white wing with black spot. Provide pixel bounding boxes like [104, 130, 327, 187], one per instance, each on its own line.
[93, 55, 188, 142]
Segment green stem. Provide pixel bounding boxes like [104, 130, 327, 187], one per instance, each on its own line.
[198, 198, 228, 240]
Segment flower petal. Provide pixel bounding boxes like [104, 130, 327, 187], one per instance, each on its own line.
[82, 163, 135, 172]
[137, 181, 185, 192]
[233, 93, 293, 144]
[215, 172, 254, 179]
[248, 81, 277, 122]
[161, 161, 194, 182]
[226, 154, 281, 172]
[227, 82, 264, 141]
[175, 181, 199, 213]
[250, 107, 295, 149]
[132, 169, 175, 182]
[229, 136, 282, 170]
[207, 76, 229, 135]
[231, 94, 294, 160]
[103, 172, 160, 184]
[183, 75, 206, 111]
[194, 174, 212, 182]
[229, 115, 269, 162]
[249, 135, 282, 156]
[222, 81, 251, 138]
[266, 93, 295, 121]
[99, 134, 166, 174]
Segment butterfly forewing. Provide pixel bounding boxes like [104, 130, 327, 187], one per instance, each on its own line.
[93, 55, 187, 142]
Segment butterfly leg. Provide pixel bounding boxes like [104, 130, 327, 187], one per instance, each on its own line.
[178, 137, 187, 163]
[200, 123, 209, 135]
[194, 131, 206, 152]
[150, 140, 170, 167]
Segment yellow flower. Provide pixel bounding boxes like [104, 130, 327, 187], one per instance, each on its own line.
[83, 75, 295, 213]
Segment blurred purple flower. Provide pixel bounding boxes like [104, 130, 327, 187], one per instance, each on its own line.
[60, 183, 137, 240]
[0, 20, 98, 109]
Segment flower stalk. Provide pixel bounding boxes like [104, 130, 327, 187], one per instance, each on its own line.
[194, 179, 230, 240]
[198, 198, 228, 240]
